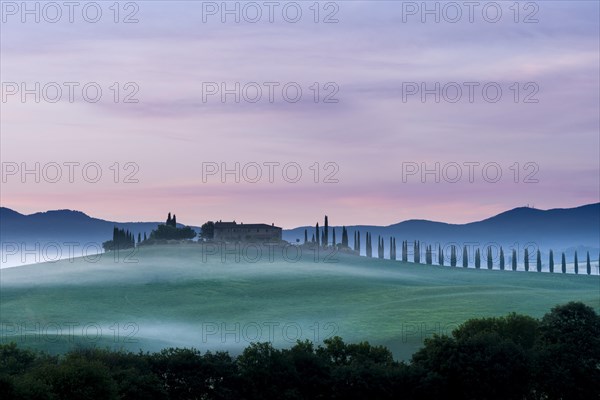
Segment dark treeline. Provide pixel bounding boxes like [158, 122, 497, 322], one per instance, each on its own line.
[1, 302, 598, 400]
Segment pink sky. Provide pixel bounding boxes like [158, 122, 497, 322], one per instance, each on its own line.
[1, 1, 599, 228]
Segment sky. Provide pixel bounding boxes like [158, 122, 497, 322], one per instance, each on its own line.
[1, 1, 599, 228]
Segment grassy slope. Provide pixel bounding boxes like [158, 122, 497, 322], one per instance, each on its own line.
[1, 244, 598, 360]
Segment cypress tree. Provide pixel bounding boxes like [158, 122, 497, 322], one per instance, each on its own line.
[357, 231, 361, 253]
[413, 241, 419, 263]
[549, 250, 554, 273]
[143, 232, 147, 241]
[450, 245, 457, 267]
[332, 228, 336, 247]
[315, 223, 320, 246]
[402, 240, 408, 262]
[438, 244, 444, 266]
[324, 216, 329, 247]
[536, 249, 542, 272]
[426, 245, 433, 264]
[561, 252, 566, 273]
[167, 213, 172, 226]
[475, 249, 481, 269]
[462, 246, 468, 268]
[342, 227, 348, 247]
[487, 247, 493, 270]
[137, 232, 141, 244]
[304, 229, 308, 244]
[321, 229, 325, 247]
[512, 249, 517, 271]
[353, 231, 357, 250]
[390, 237, 395, 260]
[524, 248, 529, 272]
[499, 247, 505, 270]
[586, 251, 591, 275]
[312, 233, 315, 242]
[574, 251, 579, 274]
[172, 214, 177, 227]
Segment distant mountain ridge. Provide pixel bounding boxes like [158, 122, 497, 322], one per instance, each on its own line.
[1, 204, 599, 260]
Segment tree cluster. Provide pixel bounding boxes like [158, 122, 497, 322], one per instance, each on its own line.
[1, 302, 597, 400]
[102, 227, 135, 251]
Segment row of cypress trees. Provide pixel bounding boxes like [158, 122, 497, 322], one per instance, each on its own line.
[301, 217, 596, 275]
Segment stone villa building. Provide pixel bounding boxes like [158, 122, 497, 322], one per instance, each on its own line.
[213, 221, 282, 242]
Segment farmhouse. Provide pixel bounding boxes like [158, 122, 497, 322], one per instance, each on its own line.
[213, 221, 282, 242]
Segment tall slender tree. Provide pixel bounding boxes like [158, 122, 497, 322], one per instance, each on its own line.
[512, 249, 517, 271]
[324, 216, 329, 247]
[524, 248, 529, 272]
[353, 231, 357, 250]
[462, 246, 468, 268]
[143, 232, 147, 241]
[304, 229, 308, 244]
[536, 249, 542, 272]
[413, 241, 418, 263]
[475, 249, 481, 269]
[137, 232, 141, 244]
[315, 223, 320, 246]
[499, 247, 505, 271]
[450, 245, 457, 267]
[586, 251, 591, 275]
[438, 244, 444, 266]
[561, 252, 566, 273]
[390, 237, 396, 260]
[357, 231, 361, 253]
[487, 247, 493, 270]
[342, 227, 348, 247]
[549, 250, 554, 273]
[402, 240, 408, 262]
[366, 233, 372, 258]
[332, 228, 336, 247]
[574, 251, 579, 274]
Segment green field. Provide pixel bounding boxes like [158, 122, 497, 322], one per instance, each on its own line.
[1, 244, 598, 360]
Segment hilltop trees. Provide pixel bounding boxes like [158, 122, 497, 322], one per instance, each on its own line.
[149, 213, 196, 241]
[103, 227, 135, 251]
[200, 221, 215, 239]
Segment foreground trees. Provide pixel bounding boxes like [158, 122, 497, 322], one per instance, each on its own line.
[1, 302, 597, 400]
